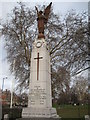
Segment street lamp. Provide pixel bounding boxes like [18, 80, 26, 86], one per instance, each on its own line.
[2, 77, 7, 92]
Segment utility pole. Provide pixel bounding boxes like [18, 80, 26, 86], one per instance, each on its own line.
[10, 59, 15, 108]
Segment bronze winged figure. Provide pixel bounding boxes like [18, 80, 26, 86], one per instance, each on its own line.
[35, 2, 52, 39]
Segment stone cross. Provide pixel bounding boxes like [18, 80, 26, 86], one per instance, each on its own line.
[34, 52, 43, 80]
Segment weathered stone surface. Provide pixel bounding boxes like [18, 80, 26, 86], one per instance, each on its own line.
[28, 39, 52, 108]
[17, 118, 61, 120]
[22, 39, 60, 119]
[22, 107, 59, 118]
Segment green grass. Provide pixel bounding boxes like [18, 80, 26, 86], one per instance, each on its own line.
[53, 104, 89, 119]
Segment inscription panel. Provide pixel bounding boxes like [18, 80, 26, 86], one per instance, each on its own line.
[29, 86, 46, 106]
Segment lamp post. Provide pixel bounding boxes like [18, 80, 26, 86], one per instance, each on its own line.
[10, 59, 15, 108]
[2, 77, 7, 92]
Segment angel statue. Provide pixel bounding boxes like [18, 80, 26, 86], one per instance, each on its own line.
[35, 2, 52, 39]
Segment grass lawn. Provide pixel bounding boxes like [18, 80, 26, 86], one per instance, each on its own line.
[54, 104, 89, 119]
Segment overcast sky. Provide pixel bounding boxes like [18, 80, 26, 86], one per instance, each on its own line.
[0, 0, 89, 2]
[0, 1, 89, 91]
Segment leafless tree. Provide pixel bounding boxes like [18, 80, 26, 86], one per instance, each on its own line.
[1, 2, 89, 91]
[71, 76, 88, 103]
[51, 66, 71, 101]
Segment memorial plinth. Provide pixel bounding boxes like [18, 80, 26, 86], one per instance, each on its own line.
[22, 39, 60, 119]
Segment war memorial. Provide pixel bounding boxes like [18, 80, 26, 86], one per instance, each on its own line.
[19, 2, 60, 120]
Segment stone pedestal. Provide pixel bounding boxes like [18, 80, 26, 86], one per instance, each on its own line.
[22, 108, 59, 118]
[18, 118, 60, 120]
[22, 39, 60, 119]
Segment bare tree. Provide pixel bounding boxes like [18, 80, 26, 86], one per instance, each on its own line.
[71, 76, 88, 103]
[1, 3, 89, 91]
[2, 3, 36, 90]
[51, 66, 71, 101]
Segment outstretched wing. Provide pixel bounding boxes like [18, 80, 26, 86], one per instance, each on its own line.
[44, 2, 52, 24]
[35, 6, 39, 16]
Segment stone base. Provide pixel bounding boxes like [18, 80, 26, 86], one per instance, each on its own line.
[17, 118, 61, 120]
[22, 107, 59, 118]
